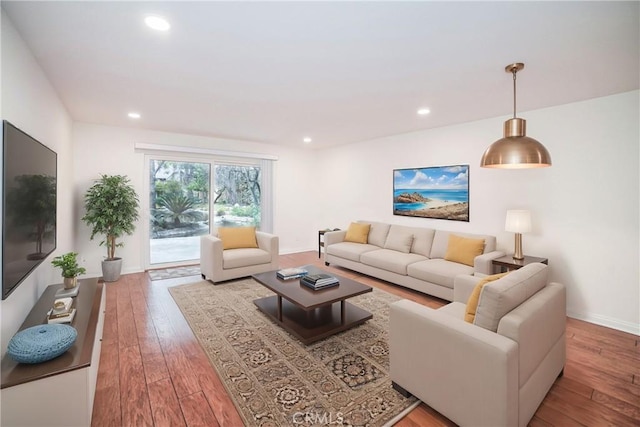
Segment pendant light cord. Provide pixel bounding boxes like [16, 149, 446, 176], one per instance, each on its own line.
[512, 69, 517, 119]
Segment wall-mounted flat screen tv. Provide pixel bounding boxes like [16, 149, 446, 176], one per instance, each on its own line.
[2, 120, 57, 300]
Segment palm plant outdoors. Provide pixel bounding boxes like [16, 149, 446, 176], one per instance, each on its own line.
[153, 192, 204, 226]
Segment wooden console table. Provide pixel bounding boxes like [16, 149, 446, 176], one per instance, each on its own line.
[1, 278, 105, 426]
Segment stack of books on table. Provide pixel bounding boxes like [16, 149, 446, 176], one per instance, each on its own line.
[301, 273, 339, 290]
[47, 297, 76, 324]
[277, 267, 308, 280]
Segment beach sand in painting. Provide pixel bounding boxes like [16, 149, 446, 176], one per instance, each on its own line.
[395, 202, 469, 221]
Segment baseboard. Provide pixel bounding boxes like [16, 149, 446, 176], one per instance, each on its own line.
[123, 266, 145, 275]
[279, 247, 317, 255]
[567, 310, 639, 335]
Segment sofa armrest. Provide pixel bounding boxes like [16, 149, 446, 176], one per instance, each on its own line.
[256, 231, 279, 256]
[498, 282, 566, 384]
[390, 299, 518, 427]
[474, 250, 505, 275]
[453, 274, 483, 303]
[200, 234, 223, 280]
[324, 230, 347, 247]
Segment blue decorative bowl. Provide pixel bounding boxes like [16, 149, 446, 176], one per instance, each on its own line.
[7, 324, 77, 364]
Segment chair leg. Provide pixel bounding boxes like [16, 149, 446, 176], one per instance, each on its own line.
[392, 382, 412, 398]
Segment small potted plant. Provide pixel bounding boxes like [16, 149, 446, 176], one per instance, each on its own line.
[51, 252, 86, 289]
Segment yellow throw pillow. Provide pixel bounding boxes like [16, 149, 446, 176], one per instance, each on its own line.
[344, 222, 371, 244]
[444, 234, 485, 267]
[217, 226, 258, 250]
[465, 272, 509, 323]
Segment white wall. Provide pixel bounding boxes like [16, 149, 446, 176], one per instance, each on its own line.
[317, 91, 639, 334]
[72, 123, 319, 276]
[1, 10, 74, 351]
[71, 91, 639, 334]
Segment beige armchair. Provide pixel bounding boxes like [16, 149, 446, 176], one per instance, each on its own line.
[200, 231, 279, 283]
[390, 263, 566, 427]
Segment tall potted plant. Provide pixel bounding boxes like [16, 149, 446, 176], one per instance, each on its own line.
[82, 174, 139, 282]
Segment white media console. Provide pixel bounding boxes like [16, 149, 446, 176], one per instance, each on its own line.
[1, 278, 105, 426]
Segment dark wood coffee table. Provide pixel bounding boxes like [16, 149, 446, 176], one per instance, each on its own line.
[252, 266, 373, 345]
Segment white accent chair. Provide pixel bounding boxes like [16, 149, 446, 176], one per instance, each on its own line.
[390, 263, 566, 427]
[200, 231, 279, 283]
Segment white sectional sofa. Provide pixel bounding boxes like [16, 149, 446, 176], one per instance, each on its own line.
[390, 263, 566, 426]
[323, 220, 504, 301]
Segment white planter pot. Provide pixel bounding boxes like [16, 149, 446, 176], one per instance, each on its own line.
[102, 258, 123, 282]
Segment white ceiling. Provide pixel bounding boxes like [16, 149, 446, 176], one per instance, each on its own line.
[2, 1, 639, 149]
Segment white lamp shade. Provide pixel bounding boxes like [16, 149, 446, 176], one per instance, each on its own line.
[505, 210, 532, 233]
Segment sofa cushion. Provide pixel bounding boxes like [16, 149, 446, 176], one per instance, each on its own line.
[345, 222, 371, 244]
[223, 248, 271, 269]
[464, 272, 509, 323]
[409, 227, 436, 257]
[407, 259, 474, 289]
[431, 230, 497, 259]
[360, 249, 427, 275]
[384, 226, 414, 253]
[360, 221, 390, 247]
[444, 234, 485, 267]
[218, 226, 258, 250]
[474, 263, 548, 332]
[326, 242, 379, 262]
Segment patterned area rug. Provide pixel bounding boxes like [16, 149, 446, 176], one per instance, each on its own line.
[169, 278, 418, 426]
[148, 265, 201, 281]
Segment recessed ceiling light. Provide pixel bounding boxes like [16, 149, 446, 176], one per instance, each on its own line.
[128, 112, 141, 119]
[303, 137, 312, 143]
[417, 108, 431, 116]
[145, 15, 170, 31]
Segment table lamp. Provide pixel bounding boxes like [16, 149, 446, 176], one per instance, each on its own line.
[505, 210, 531, 260]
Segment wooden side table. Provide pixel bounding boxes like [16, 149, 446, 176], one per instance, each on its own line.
[318, 230, 326, 258]
[492, 255, 548, 273]
[318, 229, 340, 258]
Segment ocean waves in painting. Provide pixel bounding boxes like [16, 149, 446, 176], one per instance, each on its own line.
[393, 189, 468, 211]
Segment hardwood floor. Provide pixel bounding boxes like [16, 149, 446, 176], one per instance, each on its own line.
[91, 251, 640, 426]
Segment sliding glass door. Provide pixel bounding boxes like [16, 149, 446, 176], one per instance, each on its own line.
[148, 158, 211, 266]
[145, 155, 269, 269]
[213, 163, 261, 229]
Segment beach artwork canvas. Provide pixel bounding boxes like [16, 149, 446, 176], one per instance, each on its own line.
[393, 165, 469, 221]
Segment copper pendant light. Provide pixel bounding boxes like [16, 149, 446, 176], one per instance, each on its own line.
[481, 63, 551, 168]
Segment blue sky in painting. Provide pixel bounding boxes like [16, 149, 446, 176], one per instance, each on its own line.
[394, 165, 468, 190]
